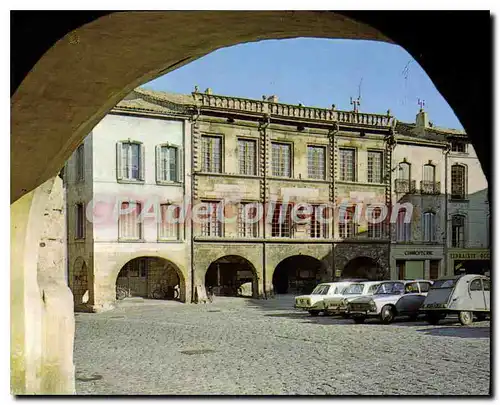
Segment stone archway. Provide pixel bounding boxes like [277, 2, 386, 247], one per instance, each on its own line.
[273, 255, 323, 295]
[205, 255, 258, 298]
[342, 256, 382, 281]
[115, 256, 185, 301]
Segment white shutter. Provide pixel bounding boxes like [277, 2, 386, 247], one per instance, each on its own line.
[139, 143, 145, 181]
[116, 142, 123, 181]
[178, 147, 184, 183]
[155, 145, 161, 183]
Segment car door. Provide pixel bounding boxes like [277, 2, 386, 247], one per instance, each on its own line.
[469, 278, 487, 310]
[395, 282, 422, 314]
[482, 278, 490, 311]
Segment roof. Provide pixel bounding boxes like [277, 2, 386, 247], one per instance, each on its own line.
[115, 88, 466, 137]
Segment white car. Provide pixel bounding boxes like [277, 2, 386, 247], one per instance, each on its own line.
[323, 281, 383, 316]
[347, 280, 433, 324]
[294, 281, 364, 316]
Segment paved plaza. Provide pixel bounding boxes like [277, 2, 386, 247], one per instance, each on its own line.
[74, 296, 490, 395]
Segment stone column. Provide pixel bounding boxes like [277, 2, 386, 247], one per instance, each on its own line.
[11, 177, 75, 394]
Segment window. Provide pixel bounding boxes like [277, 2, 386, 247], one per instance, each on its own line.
[419, 282, 432, 293]
[451, 140, 467, 153]
[483, 279, 490, 291]
[421, 164, 437, 194]
[368, 207, 384, 239]
[119, 202, 142, 240]
[156, 145, 181, 182]
[338, 206, 356, 239]
[309, 205, 328, 238]
[367, 151, 383, 183]
[238, 139, 257, 176]
[396, 209, 411, 242]
[422, 211, 436, 242]
[399, 161, 411, 181]
[200, 201, 223, 237]
[367, 284, 380, 294]
[451, 214, 466, 247]
[395, 161, 413, 193]
[307, 146, 326, 180]
[470, 279, 482, 291]
[76, 144, 85, 182]
[339, 148, 355, 181]
[117, 141, 144, 181]
[75, 203, 85, 239]
[423, 164, 435, 182]
[238, 203, 258, 237]
[404, 282, 420, 294]
[451, 164, 466, 199]
[158, 204, 180, 240]
[271, 142, 291, 177]
[271, 203, 292, 237]
[201, 135, 222, 173]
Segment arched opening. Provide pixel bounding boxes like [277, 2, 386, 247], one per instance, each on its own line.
[205, 255, 257, 298]
[273, 255, 323, 295]
[115, 256, 184, 301]
[342, 256, 381, 280]
[73, 258, 89, 306]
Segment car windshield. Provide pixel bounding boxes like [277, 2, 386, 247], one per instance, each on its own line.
[311, 285, 330, 295]
[343, 284, 364, 295]
[431, 279, 457, 289]
[375, 282, 404, 295]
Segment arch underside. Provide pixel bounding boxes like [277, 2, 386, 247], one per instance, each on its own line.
[273, 255, 324, 295]
[116, 256, 184, 301]
[205, 255, 258, 298]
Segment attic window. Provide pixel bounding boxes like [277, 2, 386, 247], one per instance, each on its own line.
[451, 140, 467, 153]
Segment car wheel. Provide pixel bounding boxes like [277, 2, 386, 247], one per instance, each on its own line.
[475, 313, 487, 322]
[341, 313, 350, 319]
[353, 316, 366, 324]
[426, 312, 442, 325]
[309, 310, 320, 317]
[459, 311, 473, 326]
[380, 305, 395, 324]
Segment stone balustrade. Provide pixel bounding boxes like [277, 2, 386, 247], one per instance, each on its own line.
[192, 91, 395, 127]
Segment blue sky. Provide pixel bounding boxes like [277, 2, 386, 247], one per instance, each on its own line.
[142, 38, 463, 129]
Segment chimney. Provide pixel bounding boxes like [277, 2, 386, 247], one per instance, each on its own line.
[205, 88, 213, 95]
[416, 108, 429, 128]
[267, 95, 278, 103]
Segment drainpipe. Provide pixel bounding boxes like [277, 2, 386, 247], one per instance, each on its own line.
[329, 122, 340, 281]
[443, 143, 451, 277]
[190, 107, 200, 302]
[260, 114, 270, 299]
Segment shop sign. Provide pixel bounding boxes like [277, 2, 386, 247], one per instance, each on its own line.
[403, 250, 434, 256]
[450, 251, 490, 260]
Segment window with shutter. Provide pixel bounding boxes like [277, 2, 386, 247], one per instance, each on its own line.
[117, 141, 144, 182]
[156, 144, 180, 183]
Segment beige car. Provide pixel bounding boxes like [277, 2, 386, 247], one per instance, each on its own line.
[323, 281, 382, 316]
[294, 281, 360, 316]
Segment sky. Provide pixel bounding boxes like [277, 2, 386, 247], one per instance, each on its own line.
[142, 38, 463, 130]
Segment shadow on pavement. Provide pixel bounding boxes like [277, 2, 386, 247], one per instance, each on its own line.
[415, 326, 490, 339]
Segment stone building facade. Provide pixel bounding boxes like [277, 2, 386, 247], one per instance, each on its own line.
[63, 88, 490, 310]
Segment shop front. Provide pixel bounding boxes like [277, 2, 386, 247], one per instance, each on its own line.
[449, 249, 491, 277]
[390, 246, 445, 281]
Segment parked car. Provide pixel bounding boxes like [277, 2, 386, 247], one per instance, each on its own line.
[421, 274, 490, 326]
[294, 280, 365, 316]
[323, 281, 382, 316]
[347, 280, 433, 324]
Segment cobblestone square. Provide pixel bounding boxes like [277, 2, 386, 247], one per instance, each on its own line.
[74, 296, 490, 395]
